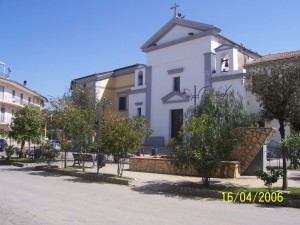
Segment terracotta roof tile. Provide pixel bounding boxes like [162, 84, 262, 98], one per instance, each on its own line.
[246, 50, 300, 66]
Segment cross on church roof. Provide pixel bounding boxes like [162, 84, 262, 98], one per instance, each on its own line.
[170, 3, 179, 17]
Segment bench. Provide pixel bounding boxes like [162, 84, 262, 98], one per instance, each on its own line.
[72, 153, 95, 168]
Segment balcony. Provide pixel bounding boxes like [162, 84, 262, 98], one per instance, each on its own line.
[0, 72, 9, 79]
[0, 93, 42, 108]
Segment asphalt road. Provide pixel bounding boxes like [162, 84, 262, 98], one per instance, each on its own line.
[0, 165, 299, 225]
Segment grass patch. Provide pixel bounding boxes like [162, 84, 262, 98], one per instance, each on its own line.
[0, 157, 35, 163]
[58, 167, 131, 180]
[59, 167, 81, 172]
[96, 173, 131, 180]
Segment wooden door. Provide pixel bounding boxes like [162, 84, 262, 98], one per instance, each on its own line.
[171, 109, 183, 139]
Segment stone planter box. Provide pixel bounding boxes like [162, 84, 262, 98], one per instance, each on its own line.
[129, 157, 240, 178]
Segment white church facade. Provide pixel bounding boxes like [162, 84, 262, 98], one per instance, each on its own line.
[129, 17, 265, 146]
[73, 15, 292, 148]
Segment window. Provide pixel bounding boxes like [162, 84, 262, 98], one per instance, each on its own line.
[118, 96, 126, 111]
[0, 107, 5, 122]
[138, 71, 143, 86]
[12, 90, 15, 98]
[11, 109, 15, 117]
[173, 77, 180, 92]
[137, 108, 142, 116]
[0, 86, 4, 100]
[28, 97, 31, 104]
[20, 93, 24, 105]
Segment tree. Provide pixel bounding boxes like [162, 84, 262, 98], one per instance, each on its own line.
[48, 86, 99, 171]
[98, 112, 152, 176]
[187, 88, 257, 128]
[280, 132, 300, 169]
[171, 114, 239, 187]
[8, 105, 45, 157]
[171, 89, 257, 187]
[246, 56, 300, 190]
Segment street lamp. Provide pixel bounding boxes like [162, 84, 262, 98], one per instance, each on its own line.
[183, 84, 208, 105]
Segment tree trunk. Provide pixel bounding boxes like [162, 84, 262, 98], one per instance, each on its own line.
[279, 119, 288, 190]
[20, 140, 26, 158]
[202, 177, 210, 187]
[64, 151, 67, 168]
[82, 157, 85, 172]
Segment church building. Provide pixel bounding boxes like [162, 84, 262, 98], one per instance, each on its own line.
[72, 13, 291, 148]
[130, 15, 260, 146]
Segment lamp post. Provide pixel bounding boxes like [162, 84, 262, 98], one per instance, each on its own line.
[183, 84, 208, 105]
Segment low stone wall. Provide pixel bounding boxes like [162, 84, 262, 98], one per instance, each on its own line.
[129, 157, 240, 178]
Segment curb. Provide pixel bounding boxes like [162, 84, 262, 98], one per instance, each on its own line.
[35, 165, 131, 186]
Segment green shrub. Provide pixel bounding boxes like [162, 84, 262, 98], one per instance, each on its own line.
[39, 143, 60, 165]
[255, 168, 283, 191]
[5, 145, 18, 160]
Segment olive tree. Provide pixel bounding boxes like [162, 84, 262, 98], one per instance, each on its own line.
[171, 89, 257, 187]
[246, 56, 300, 190]
[171, 114, 240, 187]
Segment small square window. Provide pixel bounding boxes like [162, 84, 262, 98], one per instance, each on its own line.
[119, 96, 126, 111]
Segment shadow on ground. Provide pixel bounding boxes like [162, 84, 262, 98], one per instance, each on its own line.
[130, 179, 236, 201]
[131, 180, 206, 200]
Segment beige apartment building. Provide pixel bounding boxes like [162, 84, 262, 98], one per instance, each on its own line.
[0, 70, 47, 132]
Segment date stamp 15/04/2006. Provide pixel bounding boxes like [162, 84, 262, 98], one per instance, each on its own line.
[222, 192, 284, 203]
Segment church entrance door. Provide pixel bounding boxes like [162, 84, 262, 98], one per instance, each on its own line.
[171, 109, 183, 140]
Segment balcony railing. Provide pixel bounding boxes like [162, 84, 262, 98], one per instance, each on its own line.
[0, 72, 9, 79]
[0, 93, 42, 107]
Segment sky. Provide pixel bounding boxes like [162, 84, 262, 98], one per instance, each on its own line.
[0, 0, 300, 100]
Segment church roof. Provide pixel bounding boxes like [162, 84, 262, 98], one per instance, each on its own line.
[245, 50, 300, 66]
[72, 63, 144, 83]
[141, 17, 221, 52]
[140, 17, 260, 58]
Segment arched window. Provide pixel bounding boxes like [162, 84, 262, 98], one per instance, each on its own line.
[138, 71, 143, 86]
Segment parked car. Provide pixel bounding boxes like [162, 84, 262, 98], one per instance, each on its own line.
[0, 139, 8, 152]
